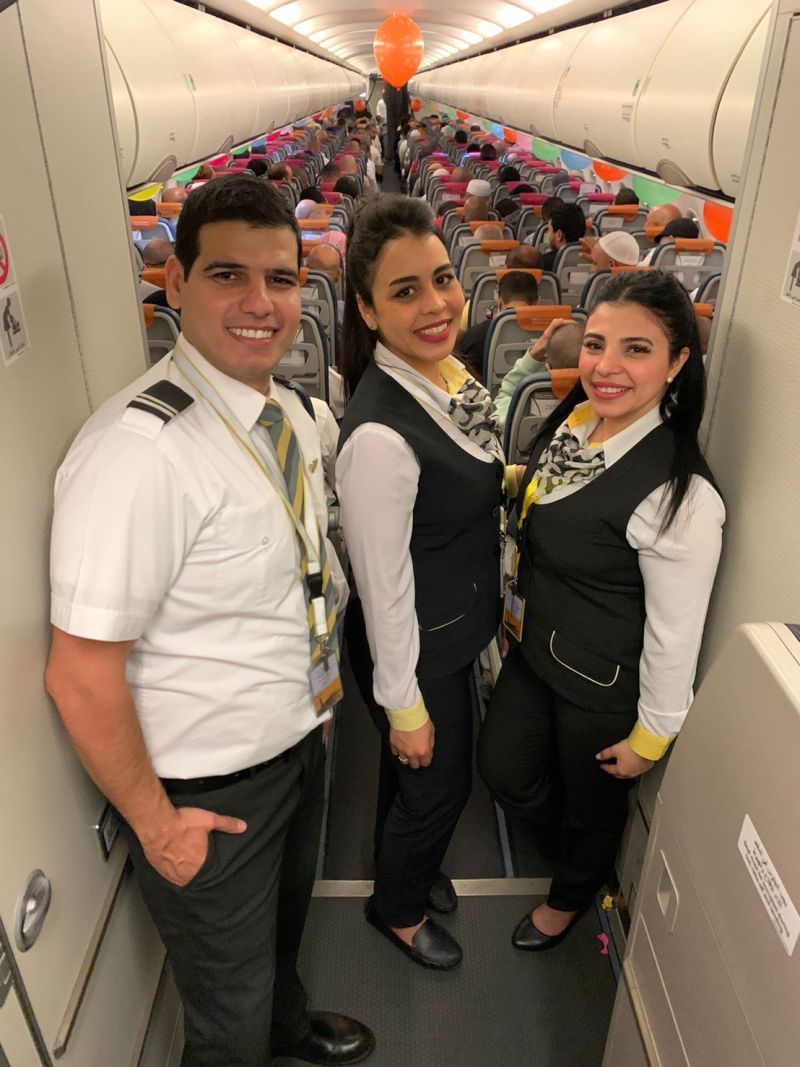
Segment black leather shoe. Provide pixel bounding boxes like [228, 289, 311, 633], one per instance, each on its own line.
[512, 907, 583, 951]
[427, 872, 457, 914]
[271, 1011, 375, 1064]
[365, 897, 462, 969]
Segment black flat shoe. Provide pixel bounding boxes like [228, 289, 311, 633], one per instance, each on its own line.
[427, 872, 458, 914]
[511, 907, 583, 952]
[271, 1011, 375, 1064]
[365, 897, 462, 969]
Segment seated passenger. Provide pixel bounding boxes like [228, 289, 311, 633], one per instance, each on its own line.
[128, 198, 157, 217]
[457, 270, 539, 381]
[454, 221, 503, 273]
[480, 143, 498, 162]
[245, 158, 269, 177]
[498, 165, 521, 184]
[465, 179, 492, 213]
[614, 187, 640, 206]
[161, 187, 188, 205]
[463, 195, 490, 225]
[450, 166, 470, 185]
[142, 238, 174, 268]
[298, 186, 327, 205]
[333, 175, 360, 201]
[641, 216, 700, 265]
[493, 318, 582, 428]
[194, 163, 214, 181]
[479, 270, 724, 953]
[541, 203, 587, 272]
[320, 162, 341, 183]
[522, 196, 564, 249]
[506, 245, 544, 271]
[590, 231, 640, 272]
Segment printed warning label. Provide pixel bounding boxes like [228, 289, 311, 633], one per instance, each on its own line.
[0, 215, 29, 367]
[738, 814, 800, 956]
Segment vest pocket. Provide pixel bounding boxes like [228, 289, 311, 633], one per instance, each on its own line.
[548, 631, 621, 688]
[418, 582, 477, 632]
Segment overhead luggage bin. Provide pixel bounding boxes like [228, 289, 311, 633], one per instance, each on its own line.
[713, 11, 771, 198]
[634, 0, 771, 190]
[234, 34, 291, 134]
[553, 0, 693, 166]
[100, 0, 197, 186]
[508, 28, 589, 139]
[141, 0, 254, 165]
[104, 43, 137, 188]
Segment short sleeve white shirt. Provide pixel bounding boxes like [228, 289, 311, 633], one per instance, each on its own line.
[50, 339, 330, 777]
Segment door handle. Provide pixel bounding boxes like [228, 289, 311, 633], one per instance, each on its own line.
[656, 850, 680, 933]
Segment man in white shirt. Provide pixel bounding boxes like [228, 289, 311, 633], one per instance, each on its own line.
[45, 175, 372, 1067]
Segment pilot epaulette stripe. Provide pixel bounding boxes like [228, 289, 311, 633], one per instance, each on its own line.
[126, 380, 194, 423]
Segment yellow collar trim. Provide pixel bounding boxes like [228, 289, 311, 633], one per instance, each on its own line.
[439, 357, 470, 396]
[566, 400, 598, 430]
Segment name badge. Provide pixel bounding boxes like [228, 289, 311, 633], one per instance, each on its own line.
[503, 582, 525, 643]
[309, 651, 344, 715]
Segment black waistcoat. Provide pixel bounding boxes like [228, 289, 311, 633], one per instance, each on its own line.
[338, 361, 503, 677]
[517, 422, 712, 712]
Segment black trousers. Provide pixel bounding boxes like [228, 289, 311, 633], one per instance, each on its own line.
[477, 648, 636, 911]
[346, 601, 474, 927]
[121, 726, 324, 1067]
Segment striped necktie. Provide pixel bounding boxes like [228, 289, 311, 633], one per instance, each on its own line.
[258, 399, 337, 664]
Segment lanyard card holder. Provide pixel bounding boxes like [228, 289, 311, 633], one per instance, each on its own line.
[503, 580, 525, 642]
[307, 570, 343, 714]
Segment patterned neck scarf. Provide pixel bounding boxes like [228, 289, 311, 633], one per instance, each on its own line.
[447, 376, 504, 463]
[532, 425, 605, 500]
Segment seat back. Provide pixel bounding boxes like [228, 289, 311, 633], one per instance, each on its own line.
[577, 265, 653, 312]
[468, 269, 561, 327]
[144, 306, 181, 367]
[553, 244, 592, 307]
[449, 220, 511, 260]
[300, 269, 338, 368]
[694, 271, 722, 304]
[595, 205, 649, 234]
[275, 311, 328, 401]
[503, 374, 564, 464]
[484, 305, 572, 396]
[458, 240, 518, 296]
[131, 216, 173, 244]
[651, 238, 726, 291]
[575, 193, 615, 217]
[516, 206, 544, 243]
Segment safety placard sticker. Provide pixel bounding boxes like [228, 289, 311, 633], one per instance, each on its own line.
[780, 205, 800, 309]
[738, 814, 800, 956]
[0, 215, 30, 367]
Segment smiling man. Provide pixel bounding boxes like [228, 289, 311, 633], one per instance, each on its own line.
[45, 176, 372, 1067]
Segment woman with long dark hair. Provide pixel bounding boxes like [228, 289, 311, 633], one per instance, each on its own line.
[336, 195, 512, 970]
[478, 270, 725, 949]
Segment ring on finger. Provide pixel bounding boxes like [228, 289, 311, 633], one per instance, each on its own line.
[398, 756, 409, 764]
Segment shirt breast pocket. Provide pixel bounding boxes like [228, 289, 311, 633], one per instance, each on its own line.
[210, 502, 298, 606]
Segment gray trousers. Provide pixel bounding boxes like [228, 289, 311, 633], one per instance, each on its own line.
[121, 726, 324, 1067]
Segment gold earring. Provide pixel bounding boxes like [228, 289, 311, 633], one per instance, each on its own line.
[666, 376, 674, 384]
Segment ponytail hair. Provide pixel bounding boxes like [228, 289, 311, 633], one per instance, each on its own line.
[531, 270, 712, 530]
[341, 194, 442, 400]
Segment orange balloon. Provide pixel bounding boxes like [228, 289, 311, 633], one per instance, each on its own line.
[411, 98, 422, 113]
[456, 110, 469, 121]
[503, 128, 517, 144]
[593, 161, 628, 183]
[354, 99, 366, 112]
[374, 15, 424, 89]
[703, 201, 733, 243]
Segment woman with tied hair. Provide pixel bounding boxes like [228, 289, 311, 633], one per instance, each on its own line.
[478, 270, 725, 950]
[336, 195, 519, 971]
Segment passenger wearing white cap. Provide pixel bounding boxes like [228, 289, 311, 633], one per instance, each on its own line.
[465, 178, 492, 200]
[590, 231, 641, 272]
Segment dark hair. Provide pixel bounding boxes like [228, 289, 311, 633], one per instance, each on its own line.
[454, 130, 468, 145]
[549, 203, 586, 243]
[298, 186, 326, 204]
[499, 165, 521, 183]
[321, 163, 340, 180]
[470, 125, 481, 132]
[245, 158, 269, 177]
[342, 195, 443, 400]
[515, 183, 536, 195]
[128, 198, 157, 216]
[437, 200, 460, 218]
[541, 196, 563, 223]
[495, 199, 518, 219]
[467, 143, 481, 154]
[174, 173, 301, 278]
[250, 144, 267, 155]
[334, 175, 360, 199]
[657, 217, 700, 243]
[498, 271, 539, 305]
[480, 143, 497, 161]
[530, 270, 710, 530]
[614, 187, 640, 206]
